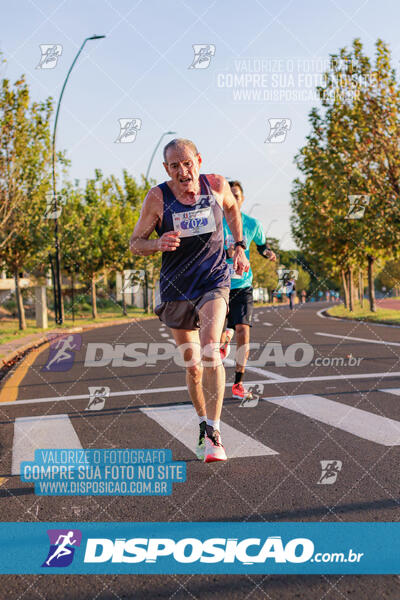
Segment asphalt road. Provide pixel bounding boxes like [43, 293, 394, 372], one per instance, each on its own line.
[1, 302, 400, 599]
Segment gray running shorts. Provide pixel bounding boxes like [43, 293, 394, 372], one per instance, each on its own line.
[154, 287, 229, 330]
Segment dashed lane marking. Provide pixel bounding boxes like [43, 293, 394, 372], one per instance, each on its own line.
[315, 332, 400, 347]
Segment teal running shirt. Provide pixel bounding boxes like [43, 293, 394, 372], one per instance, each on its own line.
[223, 212, 266, 289]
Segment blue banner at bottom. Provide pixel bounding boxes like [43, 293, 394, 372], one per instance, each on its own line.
[0, 522, 398, 574]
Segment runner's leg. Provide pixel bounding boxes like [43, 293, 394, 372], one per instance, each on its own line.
[235, 323, 250, 374]
[198, 297, 227, 421]
[170, 328, 206, 417]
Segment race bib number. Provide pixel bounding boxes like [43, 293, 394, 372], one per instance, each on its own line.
[173, 207, 216, 238]
[228, 263, 242, 279]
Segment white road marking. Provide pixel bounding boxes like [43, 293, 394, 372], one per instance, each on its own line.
[286, 372, 400, 383]
[315, 332, 400, 347]
[263, 322, 273, 326]
[224, 358, 289, 382]
[3, 371, 400, 408]
[11, 414, 82, 475]
[379, 388, 400, 396]
[160, 333, 169, 338]
[264, 394, 400, 446]
[140, 405, 278, 458]
[284, 328, 300, 332]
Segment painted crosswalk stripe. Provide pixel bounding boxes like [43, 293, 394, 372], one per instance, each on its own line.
[379, 388, 400, 396]
[140, 405, 278, 458]
[264, 394, 400, 446]
[12, 414, 82, 475]
[263, 322, 273, 326]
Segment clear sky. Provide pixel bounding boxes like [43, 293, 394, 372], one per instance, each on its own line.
[1, 0, 400, 248]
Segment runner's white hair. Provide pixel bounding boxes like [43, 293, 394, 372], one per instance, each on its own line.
[163, 138, 199, 162]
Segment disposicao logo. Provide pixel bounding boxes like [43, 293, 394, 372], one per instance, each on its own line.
[42, 529, 82, 567]
[83, 536, 314, 565]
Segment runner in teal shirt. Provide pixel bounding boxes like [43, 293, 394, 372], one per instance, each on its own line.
[220, 181, 276, 401]
[223, 212, 266, 289]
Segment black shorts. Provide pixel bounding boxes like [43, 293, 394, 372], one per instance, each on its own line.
[155, 287, 229, 330]
[226, 286, 253, 329]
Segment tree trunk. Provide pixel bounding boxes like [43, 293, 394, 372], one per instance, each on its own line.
[341, 269, 349, 309]
[14, 269, 26, 330]
[144, 270, 150, 314]
[367, 255, 376, 312]
[122, 285, 127, 316]
[152, 279, 156, 312]
[71, 272, 75, 323]
[57, 259, 64, 322]
[60, 289, 65, 322]
[91, 274, 98, 319]
[119, 271, 127, 315]
[359, 270, 364, 309]
[348, 267, 354, 312]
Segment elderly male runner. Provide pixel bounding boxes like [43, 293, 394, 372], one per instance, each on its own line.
[220, 181, 276, 400]
[130, 139, 249, 462]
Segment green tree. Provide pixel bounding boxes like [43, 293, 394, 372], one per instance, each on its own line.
[249, 244, 278, 300]
[376, 259, 400, 295]
[59, 171, 149, 318]
[291, 39, 400, 312]
[0, 74, 53, 328]
[293, 264, 311, 293]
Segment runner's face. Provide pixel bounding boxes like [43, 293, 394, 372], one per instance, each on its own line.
[231, 185, 244, 209]
[163, 145, 201, 193]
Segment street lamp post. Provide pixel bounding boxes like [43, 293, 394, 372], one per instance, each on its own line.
[51, 34, 106, 325]
[248, 203, 261, 216]
[145, 131, 176, 182]
[265, 218, 278, 236]
[143, 131, 175, 311]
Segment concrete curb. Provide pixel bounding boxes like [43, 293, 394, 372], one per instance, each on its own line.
[0, 316, 157, 369]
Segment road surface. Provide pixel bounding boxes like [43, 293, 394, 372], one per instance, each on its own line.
[0, 302, 399, 599]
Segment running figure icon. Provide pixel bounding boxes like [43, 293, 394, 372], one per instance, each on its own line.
[44, 335, 77, 371]
[45, 531, 77, 566]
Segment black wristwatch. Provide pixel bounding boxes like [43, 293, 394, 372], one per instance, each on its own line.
[234, 240, 246, 250]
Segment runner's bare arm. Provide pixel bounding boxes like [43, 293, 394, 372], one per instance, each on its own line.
[207, 174, 241, 239]
[129, 187, 181, 256]
[208, 174, 249, 276]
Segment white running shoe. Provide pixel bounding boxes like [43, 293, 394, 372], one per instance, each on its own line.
[204, 430, 227, 463]
[196, 422, 207, 460]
